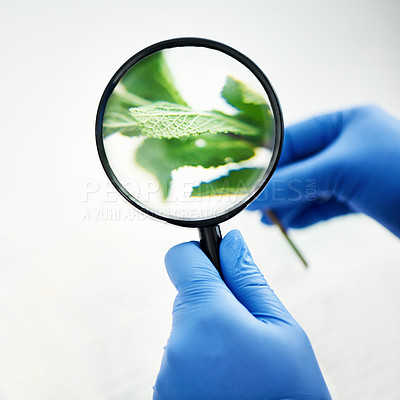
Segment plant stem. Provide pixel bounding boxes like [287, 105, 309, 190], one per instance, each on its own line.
[114, 84, 151, 107]
[266, 210, 308, 268]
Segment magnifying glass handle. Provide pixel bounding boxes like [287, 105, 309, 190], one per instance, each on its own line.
[199, 225, 222, 277]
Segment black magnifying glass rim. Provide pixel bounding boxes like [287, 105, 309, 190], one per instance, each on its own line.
[95, 37, 283, 228]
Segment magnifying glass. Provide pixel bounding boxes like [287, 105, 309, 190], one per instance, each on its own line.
[96, 38, 290, 275]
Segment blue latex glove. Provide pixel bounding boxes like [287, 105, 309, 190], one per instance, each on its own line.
[153, 230, 331, 400]
[248, 105, 400, 237]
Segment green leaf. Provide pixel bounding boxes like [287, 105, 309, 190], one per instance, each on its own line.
[129, 101, 259, 139]
[103, 51, 188, 138]
[135, 134, 257, 198]
[102, 95, 139, 138]
[121, 52, 187, 106]
[102, 86, 152, 138]
[221, 76, 272, 126]
[191, 168, 264, 197]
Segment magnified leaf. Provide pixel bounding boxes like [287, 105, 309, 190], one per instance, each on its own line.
[102, 86, 151, 138]
[221, 76, 273, 133]
[135, 134, 257, 198]
[129, 101, 259, 139]
[103, 96, 140, 138]
[103, 51, 188, 138]
[121, 52, 187, 106]
[190, 167, 264, 197]
[103, 52, 273, 201]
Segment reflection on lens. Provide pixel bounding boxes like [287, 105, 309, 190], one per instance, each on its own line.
[101, 46, 275, 221]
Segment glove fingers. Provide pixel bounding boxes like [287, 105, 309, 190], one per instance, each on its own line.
[290, 198, 353, 228]
[220, 230, 294, 324]
[248, 152, 335, 211]
[260, 203, 311, 229]
[278, 112, 343, 166]
[260, 199, 352, 229]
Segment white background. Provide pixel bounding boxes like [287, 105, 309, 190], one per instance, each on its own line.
[1, 0, 399, 399]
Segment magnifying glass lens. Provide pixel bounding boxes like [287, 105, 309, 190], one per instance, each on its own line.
[100, 45, 278, 223]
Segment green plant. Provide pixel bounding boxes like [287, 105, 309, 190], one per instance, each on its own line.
[103, 51, 274, 199]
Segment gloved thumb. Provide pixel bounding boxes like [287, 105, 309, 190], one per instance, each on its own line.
[164, 241, 226, 299]
[220, 230, 295, 324]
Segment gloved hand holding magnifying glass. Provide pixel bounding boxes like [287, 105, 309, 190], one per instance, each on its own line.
[153, 229, 331, 399]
